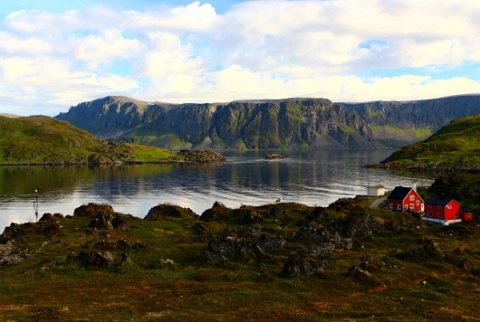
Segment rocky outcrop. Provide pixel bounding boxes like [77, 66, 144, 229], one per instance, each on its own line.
[144, 204, 198, 220]
[177, 149, 227, 163]
[265, 154, 284, 160]
[73, 203, 115, 217]
[281, 254, 328, 278]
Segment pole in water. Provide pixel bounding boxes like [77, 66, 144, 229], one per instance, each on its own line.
[34, 189, 38, 220]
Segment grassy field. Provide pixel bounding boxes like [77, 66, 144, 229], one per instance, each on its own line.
[0, 197, 479, 321]
[0, 115, 180, 164]
[383, 114, 480, 169]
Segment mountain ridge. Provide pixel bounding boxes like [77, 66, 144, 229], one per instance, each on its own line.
[55, 94, 480, 150]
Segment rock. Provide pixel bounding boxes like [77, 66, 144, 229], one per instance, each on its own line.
[39, 213, 63, 222]
[77, 251, 115, 268]
[0, 241, 25, 266]
[204, 235, 269, 263]
[265, 154, 284, 160]
[281, 255, 327, 278]
[88, 212, 114, 230]
[336, 212, 385, 244]
[200, 202, 229, 222]
[296, 222, 333, 242]
[257, 234, 286, 252]
[74, 203, 114, 217]
[340, 238, 354, 250]
[0, 223, 29, 243]
[178, 149, 227, 163]
[144, 204, 183, 220]
[348, 265, 372, 279]
[299, 243, 335, 258]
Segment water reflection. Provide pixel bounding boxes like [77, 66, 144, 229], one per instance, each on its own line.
[0, 150, 433, 230]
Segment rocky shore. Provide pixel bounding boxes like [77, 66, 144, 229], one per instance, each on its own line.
[0, 196, 479, 320]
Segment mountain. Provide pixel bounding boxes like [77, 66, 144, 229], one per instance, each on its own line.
[0, 115, 179, 164]
[56, 97, 378, 150]
[338, 94, 480, 147]
[56, 94, 480, 150]
[378, 114, 480, 170]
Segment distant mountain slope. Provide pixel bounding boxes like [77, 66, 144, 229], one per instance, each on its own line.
[56, 97, 378, 150]
[338, 94, 480, 146]
[380, 114, 480, 169]
[56, 94, 480, 150]
[0, 115, 178, 164]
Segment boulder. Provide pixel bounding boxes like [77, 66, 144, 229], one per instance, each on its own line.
[281, 255, 327, 278]
[77, 251, 115, 268]
[178, 149, 227, 163]
[204, 235, 269, 263]
[144, 204, 184, 220]
[74, 203, 114, 217]
[296, 222, 334, 242]
[200, 202, 229, 222]
[265, 154, 284, 160]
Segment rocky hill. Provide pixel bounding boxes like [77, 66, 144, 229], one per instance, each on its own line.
[56, 94, 480, 150]
[0, 196, 479, 320]
[369, 114, 480, 171]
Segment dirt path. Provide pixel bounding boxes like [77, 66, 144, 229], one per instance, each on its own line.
[370, 196, 387, 208]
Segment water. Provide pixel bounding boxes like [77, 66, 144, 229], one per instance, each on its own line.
[0, 150, 433, 230]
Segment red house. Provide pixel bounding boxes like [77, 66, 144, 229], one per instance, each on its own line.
[423, 196, 474, 225]
[386, 186, 424, 213]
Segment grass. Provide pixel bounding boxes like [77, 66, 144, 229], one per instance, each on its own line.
[0, 115, 183, 164]
[382, 114, 480, 169]
[0, 196, 479, 321]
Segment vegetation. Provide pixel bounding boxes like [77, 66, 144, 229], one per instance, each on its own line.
[0, 196, 478, 321]
[0, 115, 180, 164]
[380, 114, 480, 170]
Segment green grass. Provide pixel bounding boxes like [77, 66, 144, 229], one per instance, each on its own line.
[1, 197, 479, 321]
[0, 115, 182, 164]
[383, 115, 480, 169]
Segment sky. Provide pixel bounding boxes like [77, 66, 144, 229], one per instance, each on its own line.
[1, 0, 480, 116]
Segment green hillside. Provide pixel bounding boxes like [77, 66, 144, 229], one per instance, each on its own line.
[0, 115, 179, 164]
[381, 114, 480, 169]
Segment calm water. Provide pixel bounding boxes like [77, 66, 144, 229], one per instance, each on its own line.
[0, 150, 432, 230]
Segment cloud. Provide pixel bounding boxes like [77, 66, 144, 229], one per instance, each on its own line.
[0, 0, 480, 116]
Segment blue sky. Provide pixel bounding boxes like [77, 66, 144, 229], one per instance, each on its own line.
[1, 0, 479, 116]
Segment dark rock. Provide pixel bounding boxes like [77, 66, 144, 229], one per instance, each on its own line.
[296, 222, 333, 242]
[39, 213, 63, 222]
[77, 251, 115, 268]
[0, 223, 28, 243]
[265, 153, 284, 160]
[257, 234, 286, 252]
[178, 149, 227, 163]
[299, 243, 335, 258]
[281, 254, 327, 278]
[74, 203, 114, 217]
[37, 221, 61, 237]
[145, 204, 181, 219]
[348, 265, 372, 279]
[204, 235, 268, 263]
[111, 215, 127, 229]
[200, 202, 229, 222]
[336, 212, 385, 244]
[88, 212, 114, 230]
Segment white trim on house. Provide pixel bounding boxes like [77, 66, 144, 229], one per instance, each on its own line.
[421, 217, 463, 226]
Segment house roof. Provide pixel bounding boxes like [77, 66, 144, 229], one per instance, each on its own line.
[425, 196, 458, 206]
[387, 186, 413, 201]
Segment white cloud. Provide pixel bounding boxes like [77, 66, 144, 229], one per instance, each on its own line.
[1, 0, 480, 115]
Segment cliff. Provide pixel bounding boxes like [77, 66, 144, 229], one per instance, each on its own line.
[56, 97, 378, 150]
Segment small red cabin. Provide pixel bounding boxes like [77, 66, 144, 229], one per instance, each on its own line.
[386, 186, 424, 213]
[423, 196, 474, 225]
